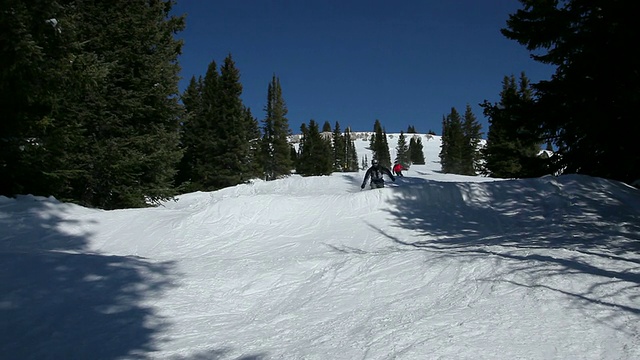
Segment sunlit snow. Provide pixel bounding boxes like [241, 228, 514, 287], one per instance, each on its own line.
[1, 134, 639, 360]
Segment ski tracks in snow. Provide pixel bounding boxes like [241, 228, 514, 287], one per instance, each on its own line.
[83, 174, 640, 359]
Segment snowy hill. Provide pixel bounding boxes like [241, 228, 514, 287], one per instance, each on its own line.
[1, 135, 639, 359]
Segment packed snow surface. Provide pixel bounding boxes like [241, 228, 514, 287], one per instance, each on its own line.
[1, 134, 639, 359]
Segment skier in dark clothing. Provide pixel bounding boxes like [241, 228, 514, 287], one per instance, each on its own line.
[361, 159, 395, 189]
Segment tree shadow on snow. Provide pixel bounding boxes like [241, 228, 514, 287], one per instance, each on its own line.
[382, 174, 640, 317]
[170, 349, 269, 360]
[0, 196, 178, 359]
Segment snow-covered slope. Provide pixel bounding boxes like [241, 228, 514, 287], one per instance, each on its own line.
[1, 134, 639, 360]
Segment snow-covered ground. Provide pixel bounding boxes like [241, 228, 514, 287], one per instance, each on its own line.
[1, 134, 639, 360]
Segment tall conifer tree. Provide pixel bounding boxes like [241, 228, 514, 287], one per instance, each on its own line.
[344, 127, 359, 172]
[332, 122, 345, 172]
[461, 104, 483, 175]
[440, 108, 465, 174]
[1, 0, 186, 209]
[296, 120, 332, 176]
[370, 120, 391, 168]
[409, 136, 426, 165]
[184, 60, 220, 190]
[481, 73, 539, 178]
[176, 76, 203, 190]
[212, 54, 255, 187]
[261, 75, 293, 180]
[395, 131, 410, 166]
[71, 0, 184, 208]
[502, 0, 640, 184]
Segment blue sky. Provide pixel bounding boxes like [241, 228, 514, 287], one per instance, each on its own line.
[171, 0, 554, 134]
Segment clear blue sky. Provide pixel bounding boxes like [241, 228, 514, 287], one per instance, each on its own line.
[171, 0, 554, 134]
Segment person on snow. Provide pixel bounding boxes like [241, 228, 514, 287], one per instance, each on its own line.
[361, 159, 395, 189]
[392, 162, 404, 177]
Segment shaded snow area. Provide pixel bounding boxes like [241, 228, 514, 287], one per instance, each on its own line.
[1, 135, 639, 359]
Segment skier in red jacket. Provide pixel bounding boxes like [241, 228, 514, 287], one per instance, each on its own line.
[392, 162, 404, 177]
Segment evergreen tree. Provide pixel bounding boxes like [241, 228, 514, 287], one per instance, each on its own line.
[296, 123, 308, 173]
[407, 125, 417, 133]
[344, 127, 359, 172]
[296, 120, 332, 176]
[481, 73, 540, 178]
[176, 76, 203, 190]
[395, 131, 410, 167]
[183, 60, 221, 190]
[180, 56, 258, 190]
[7, 0, 187, 209]
[322, 121, 332, 133]
[261, 75, 293, 180]
[381, 129, 391, 167]
[331, 122, 345, 171]
[502, 0, 640, 184]
[244, 106, 263, 179]
[439, 108, 465, 174]
[461, 104, 483, 175]
[0, 0, 91, 199]
[409, 136, 426, 165]
[211, 54, 254, 187]
[370, 120, 391, 168]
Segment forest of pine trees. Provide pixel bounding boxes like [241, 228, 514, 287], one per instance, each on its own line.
[2, 0, 636, 209]
[439, 105, 483, 175]
[0, 0, 186, 209]
[480, 73, 541, 178]
[295, 120, 358, 176]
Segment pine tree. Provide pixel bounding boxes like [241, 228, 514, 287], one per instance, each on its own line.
[38, 0, 186, 208]
[439, 108, 466, 174]
[261, 75, 293, 180]
[331, 122, 345, 171]
[481, 73, 540, 178]
[244, 107, 263, 179]
[395, 131, 410, 167]
[296, 123, 308, 174]
[502, 0, 640, 184]
[0, 0, 92, 199]
[296, 120, 332, 176]
[176, 76, 204, 190]
[184, 60, 221, 190]
[322, 121, 332, 133]
[370, 120, 391, 168]
[461, 104, 483, 175]
[409, 136, 426, 165]
[344, 127, 359, 172]
[380, 129, 391, 168]
[211, 54, 254, 187]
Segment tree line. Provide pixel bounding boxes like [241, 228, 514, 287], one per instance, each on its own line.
[488, 0, 638, 183]
[440, 0, 639, 185]
[2, 0, 637, 209]
[1, 0, 186, 209]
